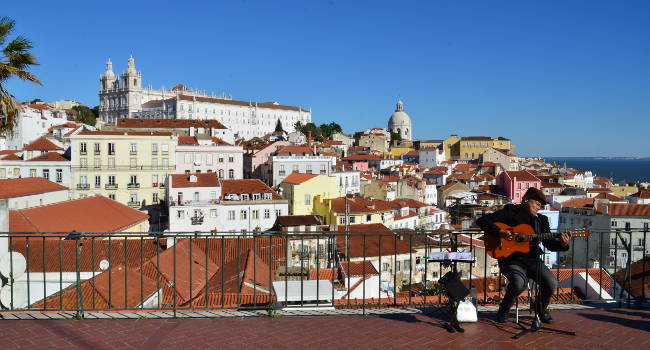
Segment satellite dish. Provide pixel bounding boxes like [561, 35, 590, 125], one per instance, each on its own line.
[99, 259, 110, 271]
[0, 283, 29, 309]
[0, 252, 27, 280]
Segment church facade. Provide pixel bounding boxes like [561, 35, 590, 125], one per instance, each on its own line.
[98, 56, 311, 139]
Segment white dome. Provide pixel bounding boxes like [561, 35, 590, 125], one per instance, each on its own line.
[388, 111, 411, 127]
[387, 99, 412, 141]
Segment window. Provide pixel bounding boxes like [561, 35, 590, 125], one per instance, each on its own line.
[184, 153, 191, 164]
[612, 220, 617, 227]
[264, 193, 272, 200]
[349, 216, 356, 224]
[108, 158, 115, 169]
[320, 164, 326, 175]
[228, 210, 236, 220]
[306, 165, 312, 174]
[228, 156, 234, 163]
[193, 192, 200, 202]
[339, 217, 346, 225]
[152, 193, 159, 203]
[240, 210, 247, 220]
[80, 175, 87, 185]
[151, 143, 158, 154]
[161, 144, 169, 155]
[130, 158, 137, 169]
[279, 165, 286, 176]
[516, 193, 520, 198]
[275, 209, 282, 217]
[218, 156, 224, 163]
[178, 210, 185, 219]
[94, 158, 100, 168]
[108, 143, 115, 155]
[304, 194, 311, 205]
[645, 223, 649, 232]
[228, 169, 235, 179]
[517, 183, 522, 189]
[404, 259, 411, 271]
[108, 175, 116, 185]
[152, 158, 158, 169]
[625, 222, 631, 231]
[29, 169, 36, 177]
[95, 175, 101, 188]
[206, 154, 213, 165]
[210, 209, 217, 218]
[382, 263, 389, 271]
[94, 143, 100, 154]
[42, 169, 50, 180]
[367, 214, 372, 222]
[396, 261, 401, 272]
[80, 142, 87, 154]
[264, 209, 270, 219]
[108, 194, 115, 200]
[0, 169, 5, 178]
[80, 158, 87, 168]
[130, 175, 138, 185]
[162, 158, 169, 168]
[252, 210, 259, 219]
[56, 169, 63, 183]
[218, 169, 224, 179]
[292, 164, 299, 173]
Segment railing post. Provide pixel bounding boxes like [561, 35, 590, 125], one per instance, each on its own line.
[643, 226, 648, 308]
[76, 238, 84, 319]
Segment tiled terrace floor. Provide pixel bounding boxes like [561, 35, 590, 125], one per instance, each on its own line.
[0, 307, 648, 349]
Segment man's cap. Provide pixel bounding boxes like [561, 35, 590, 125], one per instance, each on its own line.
[522, 187, 547, 205]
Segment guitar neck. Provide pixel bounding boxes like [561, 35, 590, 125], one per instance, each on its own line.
[521, 231, 566, 242]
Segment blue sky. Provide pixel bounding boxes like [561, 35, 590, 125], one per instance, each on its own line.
[4, 0, 649, 157]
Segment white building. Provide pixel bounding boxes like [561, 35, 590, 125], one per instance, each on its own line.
[387, 99, 412, 141]
[269, 146, 337, 187]
[0, 137, 71, 187]
[332, 170, 361, 194]
[175, 136, 244, 179]
[419, 147, 446, 168]
[2, 104, 68, 151]
[98, 56, 311, 139]
[0, 177, 70, 209]
[167, 174, 288, 234]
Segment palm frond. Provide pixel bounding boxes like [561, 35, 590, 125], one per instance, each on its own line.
[0, 17, 15, 47]
[3, 35, 34, 54]
[5, 51, 39, 71]
[0, 90, 19, 135]
[16, 70, 41, 85]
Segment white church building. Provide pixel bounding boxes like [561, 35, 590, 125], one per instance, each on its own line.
[98, 56, 312, 139]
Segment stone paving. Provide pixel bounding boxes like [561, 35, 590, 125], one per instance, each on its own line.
[0, 307, 648, 349]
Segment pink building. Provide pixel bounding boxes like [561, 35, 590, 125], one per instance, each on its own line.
[175, 136, 244, 179]
[243, 140, 291, 178]
[497, 170, 543, 203]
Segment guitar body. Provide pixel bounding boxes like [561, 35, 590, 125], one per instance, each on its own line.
[484, 223, 535, 259]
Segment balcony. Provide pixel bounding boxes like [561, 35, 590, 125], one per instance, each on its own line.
[76, 184, 90, 190]
[94, 151, 101, 155]
[130, 151, 137, 156]
[105, 184, 118, 190]
[127, 201, 140, 208]
[127, 183, 140, 189]
[191, 216, 204, 225]
[80, 150, 87, 155]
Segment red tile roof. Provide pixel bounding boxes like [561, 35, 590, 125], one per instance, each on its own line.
[342, 154, 381, 161]
[221, 179, 284, 200]
[281, 172, 319, 185]
[561, 197, 595, 209]
[0, 150, 21, 155]
[22, 137, 63, 151]
[78, 131, 173, 136]
[0, 177, 68, 198]
[276, 146, 314, 154]
[461, 136, 492, 141]
[630, 191, 650, 199]
[593, 193, 623, 201]
[1, 153, 22, 160]
[171, 173, 219, 188]
[9, 196, 149, 233]
[502, 170, 541, 182]
[177, 136, 199, 145]
[177, 94, 308, 112]
[600, 203, 650, 217]
[25, 152, 69, 162]
[341, 261, 378, 277]
[117, 118, 227, 129]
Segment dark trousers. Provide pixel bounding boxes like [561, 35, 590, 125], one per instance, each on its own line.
[498, 259, 558, 312]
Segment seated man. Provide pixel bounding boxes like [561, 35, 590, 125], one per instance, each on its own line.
[476, 187, 569, 323]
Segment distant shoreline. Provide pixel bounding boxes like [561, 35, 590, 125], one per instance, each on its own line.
[542, 156, 650, 160]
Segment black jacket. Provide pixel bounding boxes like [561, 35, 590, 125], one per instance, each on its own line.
[476, 204, 569, 263]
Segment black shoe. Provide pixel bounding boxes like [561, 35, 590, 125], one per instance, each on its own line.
[496, 310, 508, 324]
[538, 310, 554, 324]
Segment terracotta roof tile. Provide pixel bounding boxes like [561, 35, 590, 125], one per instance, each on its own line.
[171, 173, 219, 188]
[334, 224, 415, 257]
[1, 153, 22, 160]
[281, 172, 319, 185]
[630, 191, 650, 199]
[341, 261, 378, 277]
[561, 197, 595, 209]
[177, 94, 308, 112]
[502, 170, 541, 182]
[0, 177, 68, 198]
[276, 146, 314, 154]
[22, 137, 63, 151]
[26, 152, 69, 162]
[599, 203, 650, 217]
[117, 118, 227, 129]
[221, 179, 284, 200]
[78, 130, 173, 136]
[9, 196, 149, 233]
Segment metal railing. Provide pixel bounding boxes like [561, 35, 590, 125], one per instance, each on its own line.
[0, 228, 646, 317]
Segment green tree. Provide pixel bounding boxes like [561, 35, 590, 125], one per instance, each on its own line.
[0, 17, 41, 134]
[390, 131, 402, 144]
[274, 119, 284, 133]
[72, 105, 96, 126]
[91, 105, 99, 119]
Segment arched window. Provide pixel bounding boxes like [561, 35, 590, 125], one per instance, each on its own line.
[133, 78, 137, 86]
[218, 169, 224, 179]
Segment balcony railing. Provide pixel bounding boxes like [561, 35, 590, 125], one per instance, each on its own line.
[0, 229, 645, 316]
[127, 183, 140, 189]
[191, 216, 204, 225]
[76, 184, 90, 190]
[127, 201, 140, 208]
[105, 184, 118, 190]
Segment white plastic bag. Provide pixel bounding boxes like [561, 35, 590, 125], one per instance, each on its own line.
[456, 298, 477, 322]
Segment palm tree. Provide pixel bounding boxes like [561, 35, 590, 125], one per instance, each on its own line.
[0, 17, 41, 134]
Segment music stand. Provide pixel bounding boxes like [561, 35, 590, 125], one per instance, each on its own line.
[513, 248, 575, 339]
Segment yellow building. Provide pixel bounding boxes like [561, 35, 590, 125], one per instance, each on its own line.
[70, 131, 177, 209]
[610, 184, 639, 199]
[444, 135, 512, 160]
[313, 195, 391, 226]
[279, 173, 341, 215]
[387, 147, 414, 157]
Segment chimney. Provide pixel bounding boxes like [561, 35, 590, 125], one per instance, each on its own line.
[307, 131, 312, 147]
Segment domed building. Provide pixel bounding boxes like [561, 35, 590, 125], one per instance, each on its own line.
[387, 98, 412, 141]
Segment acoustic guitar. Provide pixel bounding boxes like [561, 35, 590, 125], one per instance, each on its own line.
[484, 222, 590, 259]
